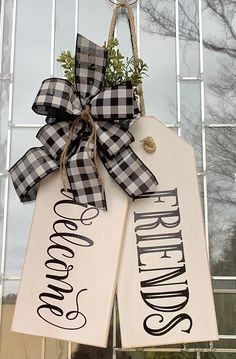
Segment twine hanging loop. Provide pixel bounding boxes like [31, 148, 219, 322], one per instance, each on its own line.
[109, 0, 138, 5]
[108, 0, 145, 116]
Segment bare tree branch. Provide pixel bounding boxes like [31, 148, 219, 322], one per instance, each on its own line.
[141, 0, 236, 58]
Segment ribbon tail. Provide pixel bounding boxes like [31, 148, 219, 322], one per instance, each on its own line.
[9, 147, 59, 202]
[66, 139, 107, 210]
[100, 147, 158, 198]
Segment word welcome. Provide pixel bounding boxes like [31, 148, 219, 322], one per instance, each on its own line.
[37, 188, 99, 330]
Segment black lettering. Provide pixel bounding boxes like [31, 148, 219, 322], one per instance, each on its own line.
[143, 313, 193, 336]
[134, 208, 181, 231]
[137, 242, 185, 266]
[135, 189, 179, 207]
[37, 189, 99, 330]
[141, 265, 186, 287]
[140, 288, 190, 312]
[136, 231, 182, 244]
[37, 289, 87, 330]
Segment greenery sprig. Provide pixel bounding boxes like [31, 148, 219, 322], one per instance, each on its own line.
[57, 50, 75, 84]
[57, 38, 148, 96]
[103, 38, 148, 95]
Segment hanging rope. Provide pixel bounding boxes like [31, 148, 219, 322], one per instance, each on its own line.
[108, 0, 145, 116]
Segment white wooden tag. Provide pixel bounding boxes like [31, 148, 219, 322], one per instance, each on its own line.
[117, 116, 219, 348]
[12, 163, 128, 348]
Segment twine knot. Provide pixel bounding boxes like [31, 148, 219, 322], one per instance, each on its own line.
[119, 0, 128, 7]
[60, 104, 101, 190]
[141, 136, 156, 153]
[108, 0, 145, 116]
[81, 104, 92, 122]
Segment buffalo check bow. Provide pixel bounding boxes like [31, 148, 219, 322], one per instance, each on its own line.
[9, 34, 158, 210]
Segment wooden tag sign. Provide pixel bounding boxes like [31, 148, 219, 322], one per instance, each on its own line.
[12, 167, 129, 347]
[12, 116, 218, 348]
[117, 116, 218, 348]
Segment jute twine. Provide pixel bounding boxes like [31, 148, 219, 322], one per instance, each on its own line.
[108, 0, 145, 117]
[59, 105, 101, 189]
[140, 136, 156, 153]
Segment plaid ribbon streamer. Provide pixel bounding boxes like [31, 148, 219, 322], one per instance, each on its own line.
[9, 34, 158, 210]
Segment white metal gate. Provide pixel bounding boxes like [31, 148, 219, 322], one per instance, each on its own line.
[0, 0, 236, 358]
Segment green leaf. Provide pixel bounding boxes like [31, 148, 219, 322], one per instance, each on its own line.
[57, 37, 148, 99]
[56, 51, 75, 84]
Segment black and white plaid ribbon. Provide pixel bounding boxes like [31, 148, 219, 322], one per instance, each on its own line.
[10, 34, 158, 210]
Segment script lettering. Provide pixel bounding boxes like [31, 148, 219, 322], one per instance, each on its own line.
[37, 188, 99, 330]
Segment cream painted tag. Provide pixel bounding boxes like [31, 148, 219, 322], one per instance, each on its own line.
[12, 163, 128, 348]
[117, 116, 219, 348]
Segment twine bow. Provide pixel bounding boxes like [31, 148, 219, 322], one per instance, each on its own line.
[9, 34, 158, 210]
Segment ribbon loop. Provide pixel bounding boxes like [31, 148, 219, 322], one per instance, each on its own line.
[95, 122, 134, 157]
[32, 79, 139, 124]
[90, 82, 139, 120]
[32, 78, 82, 123]
[75, 34, 107, 101]
[37, 121, 82, 161]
